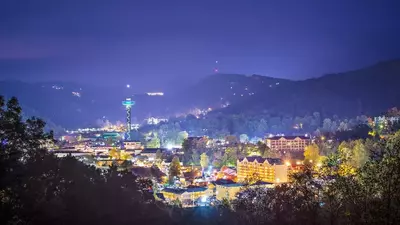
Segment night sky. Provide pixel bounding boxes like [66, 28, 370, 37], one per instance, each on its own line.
[1, 0, 400, 91]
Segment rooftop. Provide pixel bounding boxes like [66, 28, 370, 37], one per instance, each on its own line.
[214, 180, 273, 187]
[162, 188, 186, 195]
[186, 187, 208, 192]
[240, 156, 283, 165]
[213, 179, 244, 187]
[267, 136, 309, 140]
[162, 187, 207, 194]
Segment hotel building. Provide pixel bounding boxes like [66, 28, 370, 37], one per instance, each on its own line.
[266, 136, 310, 152]
[237, 156, 288, 183]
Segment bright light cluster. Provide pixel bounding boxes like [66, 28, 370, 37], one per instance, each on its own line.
[146, 117, 168, 125]
[52, 85, 63, 90]
[146, 92, 164, 96]
[72, 92, 81, 97]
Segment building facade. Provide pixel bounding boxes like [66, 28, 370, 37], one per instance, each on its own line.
[161, 187, 213, 207]
[266, 136, 310, 152]
[237, 157, 288, 183]
[123, 141, 142, 150]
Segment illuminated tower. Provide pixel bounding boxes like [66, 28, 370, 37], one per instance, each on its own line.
[122, 98, 135, 140]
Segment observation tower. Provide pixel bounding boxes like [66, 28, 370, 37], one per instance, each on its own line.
[122, 98, 135, 140]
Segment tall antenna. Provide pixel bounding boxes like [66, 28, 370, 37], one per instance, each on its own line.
[122, 98, 135, 140]
[214, 60, 219, 73]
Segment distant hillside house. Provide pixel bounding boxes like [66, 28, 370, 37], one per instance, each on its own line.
[374, 116, 400, 125]
[266, 136, 310, 152]
[237, 156, 288, 183]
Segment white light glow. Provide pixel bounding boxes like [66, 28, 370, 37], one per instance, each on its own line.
[146, 92, 164, 96]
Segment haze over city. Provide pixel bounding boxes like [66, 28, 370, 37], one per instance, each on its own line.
[1, 0, 400, 91]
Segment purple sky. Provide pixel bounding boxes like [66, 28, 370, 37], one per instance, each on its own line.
[1, 0, 400, 91]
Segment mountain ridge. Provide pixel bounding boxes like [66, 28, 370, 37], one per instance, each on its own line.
[1, 59, 400, 129]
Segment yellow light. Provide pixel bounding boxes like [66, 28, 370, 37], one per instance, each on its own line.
[285, 161, 291, 166]
[296, 161, 301, 165]
[316, 163, 322, 167]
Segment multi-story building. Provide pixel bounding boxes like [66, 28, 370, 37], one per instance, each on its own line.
[237, 156, 288, 183]
[266, 136, 310, 152]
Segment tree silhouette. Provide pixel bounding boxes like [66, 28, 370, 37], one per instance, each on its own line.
[169, 156, 181, 179]
[0, 96, 172, 225]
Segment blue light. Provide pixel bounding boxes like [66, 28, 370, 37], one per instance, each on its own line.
[122, 100, 135, 106]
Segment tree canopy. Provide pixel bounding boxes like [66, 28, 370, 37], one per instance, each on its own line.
[0, 96, 172, 225]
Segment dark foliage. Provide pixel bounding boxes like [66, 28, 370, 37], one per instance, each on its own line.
[0, 96, 173, 225]
[335, 124, 372, 141]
